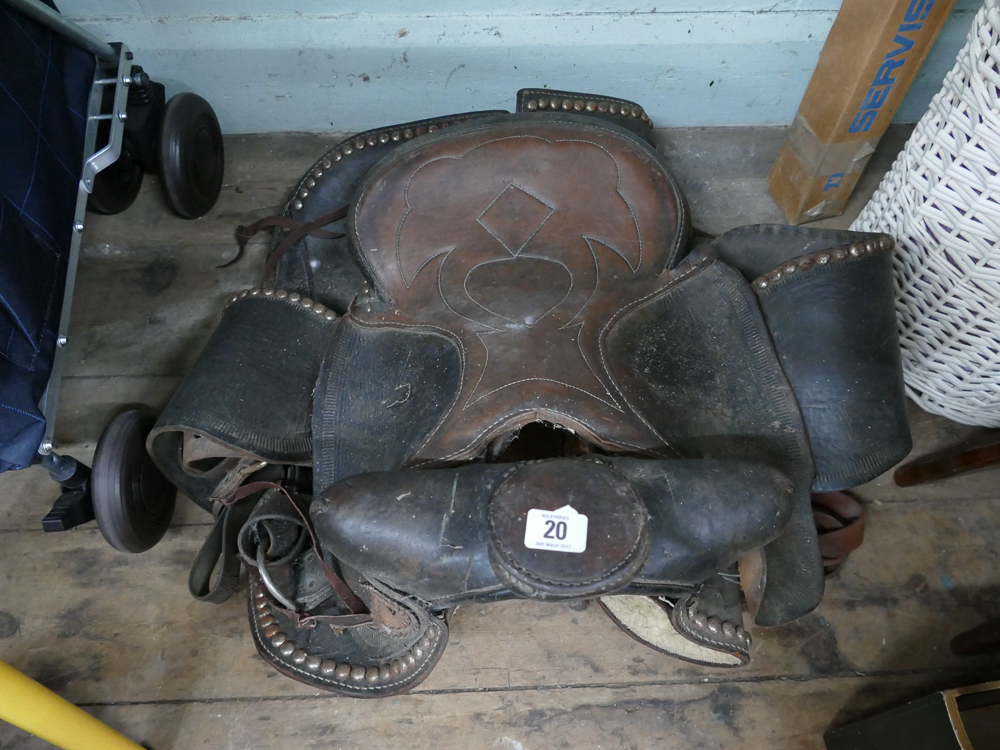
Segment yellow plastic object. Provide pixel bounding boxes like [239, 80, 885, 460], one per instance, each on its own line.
[0, 661, 144, 750]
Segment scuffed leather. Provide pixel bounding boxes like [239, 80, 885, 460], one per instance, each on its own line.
[312, 457, 793, 607]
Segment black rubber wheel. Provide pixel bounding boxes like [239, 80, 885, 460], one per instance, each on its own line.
[158, 92, 225, 219]
[87, 138, 144, 215]
[92, 410, 177, 553]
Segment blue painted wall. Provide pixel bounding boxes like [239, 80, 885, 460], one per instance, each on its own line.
[58, 0, 981, 134]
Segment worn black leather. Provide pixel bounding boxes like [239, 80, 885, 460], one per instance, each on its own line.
[312, 317, 463, 493]
[149, 294, 335, 510]
[150, 89, 912, 697]
[711, 224, 911, 491]
[605, 259, 820, 626]
[312, 457, 793, 607]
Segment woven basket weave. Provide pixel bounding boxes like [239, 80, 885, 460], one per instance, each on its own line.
[852, 0, 1000, 427]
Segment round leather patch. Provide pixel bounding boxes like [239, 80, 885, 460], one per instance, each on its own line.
[487, 459, 650, 600]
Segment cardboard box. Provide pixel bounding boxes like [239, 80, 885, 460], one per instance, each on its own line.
[769, 0, 957, 225]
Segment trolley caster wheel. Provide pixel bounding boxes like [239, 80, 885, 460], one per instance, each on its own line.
[92, 410, 176, 553]
[88, 139, 144, 215]
[158, 92, 224, 219]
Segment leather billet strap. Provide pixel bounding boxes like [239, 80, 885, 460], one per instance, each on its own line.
[259, 206, 348, 282]
[188, 489, 260, 603]
[188, 479, 371, 628]
[232, 480, 369, 622]
[218, 206, 350, 276]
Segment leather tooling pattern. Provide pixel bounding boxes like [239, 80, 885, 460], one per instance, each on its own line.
[351, 120, 687, 463]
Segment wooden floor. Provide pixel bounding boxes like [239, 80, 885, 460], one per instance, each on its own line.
[2, 126, 999, 750]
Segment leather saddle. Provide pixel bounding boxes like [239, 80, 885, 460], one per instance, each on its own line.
[148, 89, 911, 697]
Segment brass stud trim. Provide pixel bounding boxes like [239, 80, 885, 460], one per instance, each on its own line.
[752, 236, 892, 292]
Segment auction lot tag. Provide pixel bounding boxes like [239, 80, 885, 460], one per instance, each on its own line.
[523, 505, 589, 553]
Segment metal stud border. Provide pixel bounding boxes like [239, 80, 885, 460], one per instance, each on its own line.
[753, 234, 894, 294]
[288, 113, 503, 213]
[251, 582, 443, 693]
[225, 287, 338, 322]
[522, 93, 651, 125]
[679, 594, 751, 652]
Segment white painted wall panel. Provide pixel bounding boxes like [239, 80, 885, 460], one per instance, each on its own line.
[56, 1, 979, 133]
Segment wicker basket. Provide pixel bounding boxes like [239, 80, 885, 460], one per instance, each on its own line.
[852, 0, 1000, 427]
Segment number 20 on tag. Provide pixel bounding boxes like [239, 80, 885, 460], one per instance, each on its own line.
[523, 505, 589, 553]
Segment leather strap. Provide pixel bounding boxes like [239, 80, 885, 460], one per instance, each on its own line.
[218, 206, 349, 271]
[233, 481, 368, 615]
[188, 492, 259, 603]
[812, 491, 866, 578]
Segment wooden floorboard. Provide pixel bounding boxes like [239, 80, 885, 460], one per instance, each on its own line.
[2, 675, 997, 750]
[2, 125, 999, 750]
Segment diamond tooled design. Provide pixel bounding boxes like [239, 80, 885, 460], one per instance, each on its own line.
[476, 183, 555, 256]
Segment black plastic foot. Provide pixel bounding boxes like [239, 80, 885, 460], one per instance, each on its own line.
[42, 489, 95, 531]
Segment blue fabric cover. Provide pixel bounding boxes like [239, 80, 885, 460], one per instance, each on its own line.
[0, 4, 94, 471]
